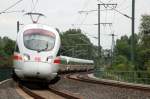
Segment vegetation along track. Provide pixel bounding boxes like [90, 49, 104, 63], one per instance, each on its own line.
[18, 81, 82, 99]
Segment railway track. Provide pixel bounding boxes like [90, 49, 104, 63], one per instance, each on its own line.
[1, 73, 150, 99]
[18, 81, 82, 99]
[67, 73, 150, 92]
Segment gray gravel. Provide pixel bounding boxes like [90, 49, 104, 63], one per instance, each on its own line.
[0, 79, 24, 99]
[51, 75, 150, 99]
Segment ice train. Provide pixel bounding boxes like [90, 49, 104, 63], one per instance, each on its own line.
[13, 23, 94, 82]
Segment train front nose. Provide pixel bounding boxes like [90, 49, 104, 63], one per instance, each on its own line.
[23, 61, 59, 81]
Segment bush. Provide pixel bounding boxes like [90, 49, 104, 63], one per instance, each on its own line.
[112, 55, 134, 71]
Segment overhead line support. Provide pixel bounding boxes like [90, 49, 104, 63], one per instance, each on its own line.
[131, 0, 135, 64]
[98, 4, 101, 57]
[97, 3, 117, 57]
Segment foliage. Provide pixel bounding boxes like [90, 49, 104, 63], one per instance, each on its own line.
[110, 34, 136, 71]
[139, 15, 150, 48]
[109, 14, 150, 73]
[0, 36, 15, 68]
[60, 29, 94, 59]
[115, 35, 130, 60]
[136, 49, 150, 70]
[136, 15, 150, 71]
[4, 38, 15, 56]
[112, 55, 134, 71]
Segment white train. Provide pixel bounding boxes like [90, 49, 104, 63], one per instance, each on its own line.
[13, 23, 94, 82]
[12, 12, 93, 82]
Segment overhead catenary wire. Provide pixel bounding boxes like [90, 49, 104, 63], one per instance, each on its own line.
[0, 0, 23, 14]
[98, 0, 132, 19]
[73, 0, 91, 29]
[78, 9, 112, 14]
[107, 0, 113, 3]
[80, 13, 89, 26]
[31, 0, 39, 12]
[118, 5, 130, 12]
[78, 1, 116, 45]
[108, 0, 132, 37]
[1, 10, 25, 14]
[116, 0, 130, 12]
[110, 10, 116, 32]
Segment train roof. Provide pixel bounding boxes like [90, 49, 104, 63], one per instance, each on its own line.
[60, 56, 94, 64]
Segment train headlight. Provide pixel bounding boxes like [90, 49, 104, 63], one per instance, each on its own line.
[46, 56, 53, 62]
[23, 54, 30, 61]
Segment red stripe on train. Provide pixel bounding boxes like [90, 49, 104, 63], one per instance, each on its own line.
[54, 57, 61, 64]
[13, 55, 22, 60]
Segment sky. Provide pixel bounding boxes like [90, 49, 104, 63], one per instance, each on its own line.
[0, 0, 150, 49]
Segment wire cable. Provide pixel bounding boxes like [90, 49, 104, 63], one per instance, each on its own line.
[107, 0, 114, 3]
[0, 0, 23, 14]
[73, 0, 90, 29]
[31, 0, 38, 12]
[118, 4, 130, 12]
[98, 0, 131, 19]
[80, 13, 88, 25]
[1, 10, 25, 14]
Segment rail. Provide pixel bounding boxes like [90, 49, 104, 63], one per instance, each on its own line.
[48, 86, 82, 99]
[95, 70, 150, 85]
[18, 82, 82, 99]
[67, 73, 150, 92]
[18, 83, 45, 99]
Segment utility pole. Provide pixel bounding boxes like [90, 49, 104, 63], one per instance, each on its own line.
[97, 3, 117, 57]
[98, 1, 134, 64]
[108, 33, 117, 67]
[79, 3, 116, 58]
[17, 21, 24, 33]
[131, 0, 135, 64]
[98, 4, 101, 57]
[17, 21, 19, 33]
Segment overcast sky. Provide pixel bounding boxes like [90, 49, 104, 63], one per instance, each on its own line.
[0, 0, 150, 49]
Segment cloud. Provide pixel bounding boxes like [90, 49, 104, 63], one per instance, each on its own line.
[0, 0, 150, 49]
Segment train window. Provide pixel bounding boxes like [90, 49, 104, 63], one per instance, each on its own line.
[23, 29, 56, 52]
[15, 44, 20, 53]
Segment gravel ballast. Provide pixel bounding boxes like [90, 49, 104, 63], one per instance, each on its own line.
[0, 79, 24, 99]
[51, 75, 150, 99]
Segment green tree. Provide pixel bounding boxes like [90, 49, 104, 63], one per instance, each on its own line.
[112, 33, 139, 71]
[4, 38, 15, 56]
[60, 29, 93, 59]
[137, 15, 150, 71]
[0, 36, 15, 68]
[115, 35, 130, 60]
[139, 15, 150, 49]
[112, 55, 134, 71]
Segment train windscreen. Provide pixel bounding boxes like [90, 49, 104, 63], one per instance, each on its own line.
[23, 29, 55, 52]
